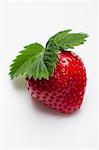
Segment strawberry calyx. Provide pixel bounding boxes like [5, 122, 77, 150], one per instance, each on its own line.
[9, 29, 88, 80]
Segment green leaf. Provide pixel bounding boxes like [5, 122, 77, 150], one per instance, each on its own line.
[46, 29, 88, 50]
[44, 39, 59, 75]
[9, 43, 49, 80]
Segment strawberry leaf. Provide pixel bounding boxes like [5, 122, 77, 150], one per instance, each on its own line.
[46, 29, 88, 50]
[9, 43, 49, 80]
[44, 39, 59, 75]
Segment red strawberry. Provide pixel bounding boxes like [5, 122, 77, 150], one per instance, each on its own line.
[26, 51, 86, 114]
[9, 29, 88, 115]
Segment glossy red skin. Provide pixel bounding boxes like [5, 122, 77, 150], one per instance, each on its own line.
[27, 51, 87, 114]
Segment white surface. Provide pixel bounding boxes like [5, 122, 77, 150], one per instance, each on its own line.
[0, 2, 98, 149]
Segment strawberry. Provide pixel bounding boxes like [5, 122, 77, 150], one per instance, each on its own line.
[9, 29, 88, 114]
[26, 51, 86, 114]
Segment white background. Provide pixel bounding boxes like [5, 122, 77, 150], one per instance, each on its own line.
[0, 1, 98, 149]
